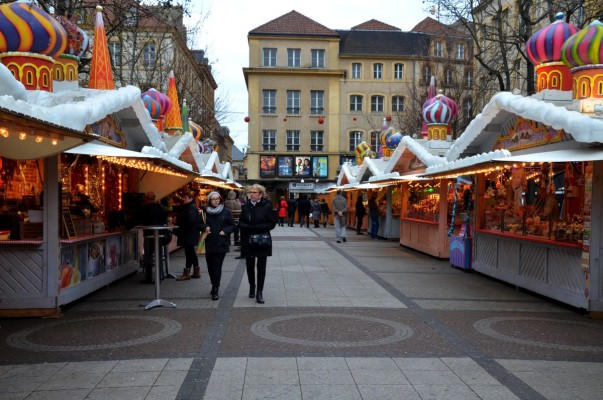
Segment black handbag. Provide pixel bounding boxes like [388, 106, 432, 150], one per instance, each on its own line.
[248, 232, 271, 248]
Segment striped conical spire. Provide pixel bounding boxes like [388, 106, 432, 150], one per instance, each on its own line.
[164, 71, 183, 135]
[88, 5, 114, 90]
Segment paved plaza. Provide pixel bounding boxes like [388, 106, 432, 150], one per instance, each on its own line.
[1, 225, 602, 399]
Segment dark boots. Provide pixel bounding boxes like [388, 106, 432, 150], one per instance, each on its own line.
[211, 287, 219, 301]
[256, 291, 264, 304]
[249, 285, 255, 298]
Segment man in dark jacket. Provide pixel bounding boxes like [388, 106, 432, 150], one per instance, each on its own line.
[297, 194, 311, 228]
[355, 195, 366, 235]
[286, 194, 297, 227]
[139, 192, 167, 283]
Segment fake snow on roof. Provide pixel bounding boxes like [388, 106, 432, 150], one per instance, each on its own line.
[425, 149, 511, 175]
[446, 91, 603, 162]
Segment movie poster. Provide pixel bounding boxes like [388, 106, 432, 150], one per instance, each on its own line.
[260, 156, 276, 178]
[277, 156, 294, 177]
[106, 236, 122, 270]
[295, 156, 312, 177]
[312, 156, 328, 178]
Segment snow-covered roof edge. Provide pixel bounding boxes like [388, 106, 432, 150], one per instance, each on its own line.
[424, 149, 512, 175]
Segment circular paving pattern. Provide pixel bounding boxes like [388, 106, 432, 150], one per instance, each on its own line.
[473, 316, 603, 352]
[6, 315, 182, 352]
[251, 313, 413, 348]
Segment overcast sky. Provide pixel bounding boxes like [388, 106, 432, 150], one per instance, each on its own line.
[186, 0, 433, 150]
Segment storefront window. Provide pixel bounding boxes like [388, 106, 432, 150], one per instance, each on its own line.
[406, 182, 440, 222]
[480, 162, 586, 244]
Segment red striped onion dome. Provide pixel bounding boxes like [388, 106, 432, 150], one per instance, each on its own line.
[561, 19, 603, 68]
[142, 88, 171, 116]
[423, 91, 458, 119]
[380, 126, 397, 146]
[189, 120, 202, 141]
[354, 141, 371, 158]
[385, 131, 403, 150]
[422, 95, 454, 125]
[527, 13, 577, 65]
[360, 148, 376, 161]
[142, 95, 161, 120]
[56, 15, 89, 58]
[197, 140, 213, 154]
[0, 0, 67, 59]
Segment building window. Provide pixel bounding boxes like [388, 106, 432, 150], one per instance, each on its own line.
[262, 90, 276, 114]
[109, 42, 121, 67]
[462, 98, 473, 123]
[286, 130, 300, 151]
[373, 63, 383, 79]
[423, 65, 432, 84]
[352, 63, 362, 79]
[311, 49, 325, 68]
[445, 68, 453, 86]
[434, 41, 443, 57]
[392, 96, 405, 112]
[143, 42, 156, 69]
[456, 43, 465, 60]
[370, 131, 379, 151]
[465, 70, 473, 87]
[350, 95, 363, 112]
[262, 130, 276, 151]
[371, 95, 384, 112]
[286, 90, 300, 114]
[311, 130, 324, 152]
[263, 48, 277, 67]
[349, 131, 363, 151]
[287, 48, 301, 67]
[394, 63, 404, 80]
[310, 90, 324, 115]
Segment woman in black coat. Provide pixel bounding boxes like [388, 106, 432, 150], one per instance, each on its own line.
[175, 189, 201, 281]
[238, 184, 277, 304]
[200, 191, 236, 300]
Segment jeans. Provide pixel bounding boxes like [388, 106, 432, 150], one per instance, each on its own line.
[370, 215, 380, 239]
[333, 213, 347, 240]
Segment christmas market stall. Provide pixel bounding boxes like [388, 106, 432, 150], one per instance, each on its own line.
[420, 16, 603, 310]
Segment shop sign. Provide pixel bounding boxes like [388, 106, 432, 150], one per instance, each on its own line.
[289, 182, 315, 192]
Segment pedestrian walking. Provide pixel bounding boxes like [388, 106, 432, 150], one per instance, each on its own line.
[239, 184, 277, 304]
[332, 189, 347, 243]
[286, 194, 297, 226]
[297, 194, 311, 228]
[139, 191, 167, 284]
[355, 194, 366, 235]
[277, 196, 288, 227]
[320, 198, 330, 227]
[224, 190, 241, 246]
[174, 189, 201, 281]
[368, 193, 380, 240]
[200, 191, 236, 300]
[311, 197, 322, 228]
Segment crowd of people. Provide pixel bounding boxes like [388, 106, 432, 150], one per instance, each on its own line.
[141, 185, 380, 304]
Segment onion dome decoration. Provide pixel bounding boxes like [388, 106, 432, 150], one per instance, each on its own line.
[379, 126, 397, 146]
[527, 13, 577, 65]
[423, 91, 458, 121]
[355, 141, 371, 158]
[142, 89, 172, 117]
[360, 149, 377, 161]
[142, 95, 161, 120]
[385, 131, 402, 150]
[0, 0, 67, 58]
[422, 94, 455, 125]
[561, 19, 603, 99]
[561, 19, 603, 67]
[189, 120, 203, 141]
[56, 15, 89, 58]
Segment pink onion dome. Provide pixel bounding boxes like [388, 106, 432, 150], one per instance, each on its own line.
[189, 120, 203, 141]
[385, 131, 402, 150]
[142, 88, 172, 116]
[56, 15, 89, 58]
[142, 95, 161, 120]
[527, 12, 577, 65]
[422, 95, 454, 125]
[0, 0, 67, 59]
[561, 19, 603, 67]
[380, 126, 397, 146]
[423, 91, 458, 119]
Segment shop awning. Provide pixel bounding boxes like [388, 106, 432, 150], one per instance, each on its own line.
[0, 107, 96, 160]
[493, 148, 603, 163]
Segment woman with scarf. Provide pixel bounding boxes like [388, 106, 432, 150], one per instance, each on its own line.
[200, 191, 237, 300]
[239, 184, 277, 304]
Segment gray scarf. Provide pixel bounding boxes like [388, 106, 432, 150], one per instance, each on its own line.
[206, 203, 224, 215]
